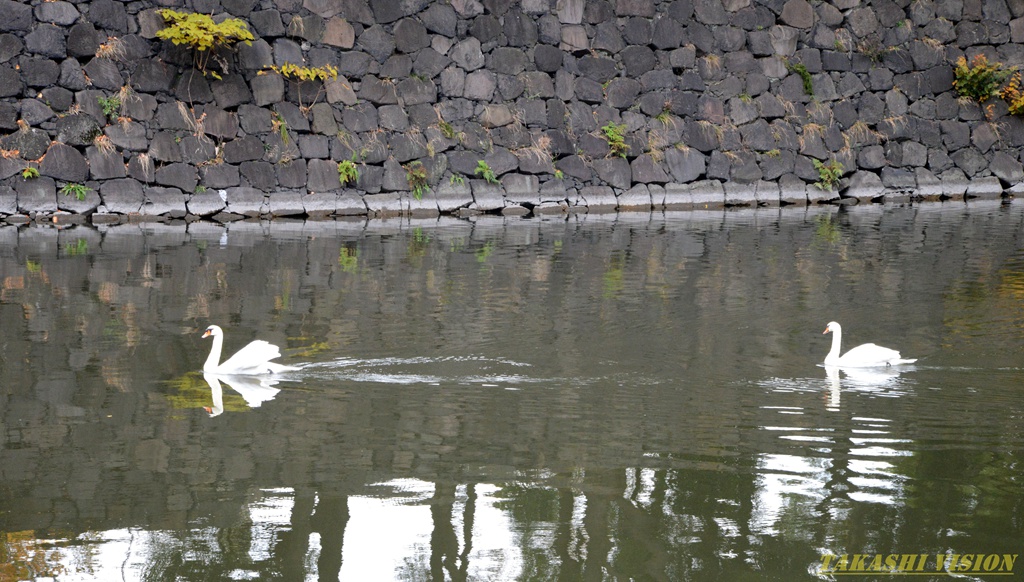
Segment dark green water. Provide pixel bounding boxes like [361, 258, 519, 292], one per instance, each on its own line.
[1, 201, 1023, 580]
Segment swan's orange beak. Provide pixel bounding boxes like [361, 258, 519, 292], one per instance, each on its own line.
[822, 327, 831, 335]
[202, 329, 212, 338]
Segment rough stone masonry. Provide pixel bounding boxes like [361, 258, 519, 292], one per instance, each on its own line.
[0, 0, 1023, 223]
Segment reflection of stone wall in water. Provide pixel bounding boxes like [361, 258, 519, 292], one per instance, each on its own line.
[0, 0, 1023, 221]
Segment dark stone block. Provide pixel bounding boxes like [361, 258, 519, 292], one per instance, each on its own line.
[0, 33, 23, 63]
[593, 157, 632, 189]
[534, 44, 563, 73]
[224, 136, 264, 163]
[422, 3, 457, 36]
[101, 179, 145, 214]
[54, 112, 100, 146]
[25, 24, 65, 58]
[141, 185, 187, 217]
[238, 38, 274, 71]
[0, 65, 19, 96]
[274, 102, 310, 133]
[250, 10, 287, 37]
[0, 102, 15, 130]
[105, 121, 148, 152]
[358, 75, 399, 104]
[149, 132, 182, 163]
[470, 14, 501, 43]
[391, 133, 429, 162]
[397, 77, 436, 106]
[179, 135, 217, 165]
[578, 56, 618, 84]
[395, 18, 430, 53]
[276, 159, 307, 189]
[651, 16, 683, 50]
[358, 24, 395, 63]
[604, 78, 641, 109]
[631, 154, 669, 183]
[223, 0, 259, 17]
[238, 104, 273, 134]
[241, 161, 276, 190]
[620, 45, 656, 78]
[342, 102, 379, 132]
[132, 59, 175, 93]
[39, 143, 88, 183]
[174, 72, 214, 103]
[505, 9, 539, 46]
[127, 153, 155, 183]
[303, 157, 339, 191]
[200, 164, 240, 189]
[59, 58, 88, 91]
[38, 2, 80, 26]
[155, 163, 198, 193]
[273, 38, 304, 66]
[298, 134, 331, 159]
[221, 185, 261, 216]
[0, 0, 36, 32]
[202, 108, 239, 139]
[593, 22, 625, 53]
[287, 14, 325, 42]
[251, 72, 285, 106]
[15, 176, 56, 213]
[82, 58, 122, 91]
[212, 74, 253, 110]
[20, 57, 59, 88]
[490, 47, 529, 75]
[40, 86, 74, 113]
[413, 48, 450, 79]
[574, 78, 604, 103]
[2, 128, 50, 160]
[88, 0, 128, 33]
[20, 99, 52, 126]
[186, 190, 226, 216]
[87, 146, 127, 180]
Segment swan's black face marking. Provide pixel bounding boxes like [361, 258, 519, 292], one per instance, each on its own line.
[202, 326, 216, 338]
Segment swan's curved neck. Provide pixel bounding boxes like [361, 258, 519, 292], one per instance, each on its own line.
[826, 326, 842, 363]
[204, 334, 223, 371]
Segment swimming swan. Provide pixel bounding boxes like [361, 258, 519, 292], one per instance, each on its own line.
[202, 325, 297, 375]
[822, 321, 916, 367]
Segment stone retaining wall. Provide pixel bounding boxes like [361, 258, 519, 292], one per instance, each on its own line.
[1, 0, 1023, 223]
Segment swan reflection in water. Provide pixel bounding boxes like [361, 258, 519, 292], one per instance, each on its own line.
[202, 372, 282, 417]
[823, 365, 914, 411]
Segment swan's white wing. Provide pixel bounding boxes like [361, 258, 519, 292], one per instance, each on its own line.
[216, 340, 283, 374]
[840, 343, 915, 367]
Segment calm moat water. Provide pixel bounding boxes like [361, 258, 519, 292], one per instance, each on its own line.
[2, 201, 1023, 581]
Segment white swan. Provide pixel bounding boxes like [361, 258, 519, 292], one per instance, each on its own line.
[202, 325, 297, 375]
[823, 321, 916, 367]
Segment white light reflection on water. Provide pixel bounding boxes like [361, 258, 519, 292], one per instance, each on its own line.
[5, 483, 525, 581]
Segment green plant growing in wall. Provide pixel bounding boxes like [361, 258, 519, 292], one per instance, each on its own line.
[271, 112, 289, 144]
[404, 161, 429, 200]
[954, 54, 1011, 104]
[600, 122, 630, 159]
[155, 9, 254, 79]
[813, 158, 844, 191]
[260, 63, 339, 113]
[97, 95, 121, 122]
[338, 158, 359, 186]
[60, 182, 92, 201]
[449, 174, 465, 186]
[786, 61, 814, 97]
[21, 167, 39, 179]
[1001, 72, 1024, 116]
[475, 160, 499, 184]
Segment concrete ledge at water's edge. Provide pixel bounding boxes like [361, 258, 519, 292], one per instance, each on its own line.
[1, 176, 1021, 225]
